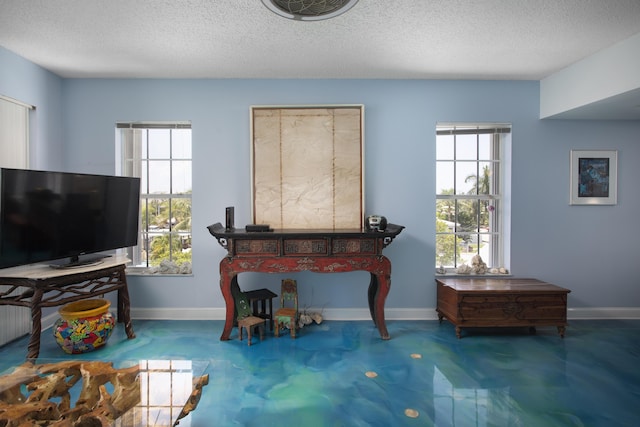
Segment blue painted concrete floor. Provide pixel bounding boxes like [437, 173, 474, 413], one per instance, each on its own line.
[1, 319, 639, 426]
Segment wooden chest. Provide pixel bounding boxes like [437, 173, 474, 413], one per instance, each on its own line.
[435, 277, 570, 338]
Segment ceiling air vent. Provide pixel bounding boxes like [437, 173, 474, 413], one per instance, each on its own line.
[261, 0, 359, 21]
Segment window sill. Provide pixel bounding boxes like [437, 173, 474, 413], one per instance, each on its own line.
[125, 271, 194, 278]
[435, 272, 512, 278]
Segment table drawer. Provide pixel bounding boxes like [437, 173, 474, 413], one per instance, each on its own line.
[234, 239, 279, 256]
[283, 239, 328, 255]
[332, 238, 377, 254]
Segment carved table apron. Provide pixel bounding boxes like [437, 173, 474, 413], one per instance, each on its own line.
[207, 223, 404, 341]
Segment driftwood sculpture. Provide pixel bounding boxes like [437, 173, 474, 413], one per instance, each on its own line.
[0, 360, 208, 426]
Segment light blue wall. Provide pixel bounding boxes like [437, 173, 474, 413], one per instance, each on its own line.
[3, 46, 640, 314]
[0, 46, 64, 170]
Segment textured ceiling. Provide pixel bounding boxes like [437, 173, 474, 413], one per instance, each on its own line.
[2, 0, 640, 80]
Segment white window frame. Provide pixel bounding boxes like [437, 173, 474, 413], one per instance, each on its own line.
[116, 122, 192, 273]
[0, 95, 33, 169]
[436, 123, 511, 274]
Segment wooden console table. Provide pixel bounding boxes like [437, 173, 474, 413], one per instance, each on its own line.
[0, 255, 135, 358]
[435, 277, 570, 338]
[207, 223, 404, 341]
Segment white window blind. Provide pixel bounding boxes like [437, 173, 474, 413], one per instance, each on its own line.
[0, 95, 33, 168]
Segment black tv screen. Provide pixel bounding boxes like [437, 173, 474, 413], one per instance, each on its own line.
[0, 168, 141, 269]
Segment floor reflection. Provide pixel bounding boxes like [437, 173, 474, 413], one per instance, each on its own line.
[116, 360, 208, 427]
[0, 319, 638, 426]
[0, 359, 207, 427]
[434, 365, 512, 426]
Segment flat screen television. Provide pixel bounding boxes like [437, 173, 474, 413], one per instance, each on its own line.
[0, 168, 141, 269]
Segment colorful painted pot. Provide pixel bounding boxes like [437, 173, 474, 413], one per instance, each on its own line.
[53, 299, 115, 354]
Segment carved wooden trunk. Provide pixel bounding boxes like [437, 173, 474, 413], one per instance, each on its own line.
[435, 278, 570, 338]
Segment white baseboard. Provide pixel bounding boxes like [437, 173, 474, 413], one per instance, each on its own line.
[125, 307, 640, 321]
[567, 307, 640, 319]
[127, 307, 436, 321]
[36, 306, 638, 339]
[131, 307, 226, 320]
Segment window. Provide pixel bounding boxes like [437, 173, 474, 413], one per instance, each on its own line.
[117, 122, 192, 272]
[0, 95, 32, 168]
[435, 124, 510, 272]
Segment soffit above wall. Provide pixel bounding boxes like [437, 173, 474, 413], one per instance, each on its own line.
[540, 32, 640, 120]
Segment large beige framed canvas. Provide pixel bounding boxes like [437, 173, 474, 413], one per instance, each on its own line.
[250, 105, 364, 229]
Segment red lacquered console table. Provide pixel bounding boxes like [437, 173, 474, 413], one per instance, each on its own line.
[207, 223, 404, 341]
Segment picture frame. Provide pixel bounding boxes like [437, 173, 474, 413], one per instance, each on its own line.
[250, 105, 365, 229]
[570, 150, 617, 205]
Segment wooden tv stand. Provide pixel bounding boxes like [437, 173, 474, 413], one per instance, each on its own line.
[435, 277, 570, 338]
[0, 255, 135, 358]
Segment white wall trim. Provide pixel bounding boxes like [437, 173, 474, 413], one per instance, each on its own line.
[39, 307, 640, 332]
[567, 307, 640, 320]
[132, 307, 225, 320]
[125, 307, 640, 321]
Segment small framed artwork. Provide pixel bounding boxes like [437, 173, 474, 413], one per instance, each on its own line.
[570, 150, 617, 205]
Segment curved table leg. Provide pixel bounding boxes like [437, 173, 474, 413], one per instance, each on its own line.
[367, 273, 377, 326]
[368, 256, 391, 340]
[219, 260, 237, 341]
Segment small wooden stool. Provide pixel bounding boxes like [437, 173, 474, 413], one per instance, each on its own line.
[238, 316, 265, 346]
[244, 288, 277, 331]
